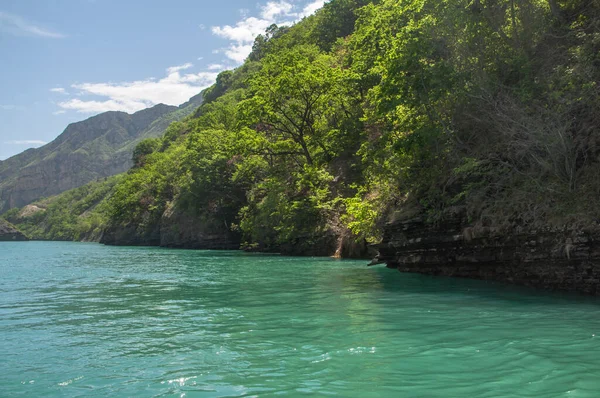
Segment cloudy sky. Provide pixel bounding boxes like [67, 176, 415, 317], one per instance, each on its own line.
[0, 0, 326, 160]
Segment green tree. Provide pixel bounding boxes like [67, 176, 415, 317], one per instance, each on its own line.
[132, 138, 160, 168]
[241, 45, 348, 166]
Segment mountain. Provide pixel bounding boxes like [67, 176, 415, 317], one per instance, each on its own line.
[0, 94, 203, 213]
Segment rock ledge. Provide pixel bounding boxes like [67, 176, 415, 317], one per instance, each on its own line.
[377, 207, 600, 295]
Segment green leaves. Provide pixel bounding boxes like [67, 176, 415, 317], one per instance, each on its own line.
[132, 138, 160, 168]
[241, 45, 349, 167]
[5, 176, 123, 241]
[239, 165, 337, 248]
[39, 0, 597, 251]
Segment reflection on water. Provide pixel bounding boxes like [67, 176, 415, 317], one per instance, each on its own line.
[1, 242, 600, 397]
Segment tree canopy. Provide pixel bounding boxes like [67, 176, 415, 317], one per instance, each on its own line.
[7, 0, 600, 253]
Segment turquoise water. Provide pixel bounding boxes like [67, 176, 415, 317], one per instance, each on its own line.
[1, 242, 600, 397]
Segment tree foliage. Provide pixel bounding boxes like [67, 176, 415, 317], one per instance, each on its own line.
[19, 0, 600, 251]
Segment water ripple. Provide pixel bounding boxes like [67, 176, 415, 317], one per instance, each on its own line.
[2, 242, 600, 396]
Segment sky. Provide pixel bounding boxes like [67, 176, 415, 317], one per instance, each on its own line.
[0, 0, 326, 160]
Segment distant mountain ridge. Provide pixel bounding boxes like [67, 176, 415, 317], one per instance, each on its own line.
[0, 94, 203, 213]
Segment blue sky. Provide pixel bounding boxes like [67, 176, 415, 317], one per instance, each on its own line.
[0, 0, 325, 160]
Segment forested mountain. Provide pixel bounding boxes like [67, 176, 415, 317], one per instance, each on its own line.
[6, 0, 600, 262]
[0, 93, 203, 213]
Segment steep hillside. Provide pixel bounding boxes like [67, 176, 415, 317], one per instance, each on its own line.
[0, 94, 203, 213]
[96, 0, 600, 267]
[0, 219, 28, 241]
[2, 175, 122, 242]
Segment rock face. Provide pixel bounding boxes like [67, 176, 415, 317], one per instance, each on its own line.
[0, 219, 28, 241]
[159, 205, 240, 249]
[0, 95, 203, 214]
[277, 232, 371, 258]
[376, 207, 600, 295]
[100, 205, 240, 250]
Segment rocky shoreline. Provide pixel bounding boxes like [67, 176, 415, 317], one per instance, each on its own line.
[0, 219, 28, 241]
[9, 199, 600, 295]
[374, 207, 600, 295]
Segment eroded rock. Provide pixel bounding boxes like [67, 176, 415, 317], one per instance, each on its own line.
[377, 207, 600, 294]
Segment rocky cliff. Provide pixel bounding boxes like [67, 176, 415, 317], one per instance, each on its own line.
[100, 204, 240, 250]
[376, 207, 600, 295]
[0, 94, 203, 214]
[0, 219, 28, 241]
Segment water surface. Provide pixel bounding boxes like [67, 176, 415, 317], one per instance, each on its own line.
[1, 242, 600, 397]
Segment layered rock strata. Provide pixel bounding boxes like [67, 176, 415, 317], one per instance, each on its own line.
[376, 208, 600, 294]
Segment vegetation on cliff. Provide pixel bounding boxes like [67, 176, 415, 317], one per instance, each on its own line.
[2, 176, 121, 241]
[4, 0, 599, 255]
[0, 218, 28, 241]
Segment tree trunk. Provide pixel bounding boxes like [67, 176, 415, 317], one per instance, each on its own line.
[547, 0, 562, 20]
[298, 136, 313, 165]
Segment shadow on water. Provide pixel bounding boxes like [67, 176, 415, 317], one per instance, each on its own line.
[80, 243, 600, 309]
[13, 241, 600, 309]
[344, 263, 600, 308]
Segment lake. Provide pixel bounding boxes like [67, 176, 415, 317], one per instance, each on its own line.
[1, 241, 600, 397]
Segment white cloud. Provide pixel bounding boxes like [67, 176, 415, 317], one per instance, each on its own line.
[299, 0, 326, 18]
[5, 140, 47, 145]
[46, 1, 328, 116]
[211, 0, 326, 64]
[225, 44, 254, 63]
[212, 16, 272, 44]
[207, 64, 226, 71]
[58, 98, 146, 114]
[166, 62, 193, 74]
[50, 87, 68, 94]
[261, 1, 294, 20]
[57, 63, 218, 114]
[0, 11, 65, 38]
[53, 110, 66, 115]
